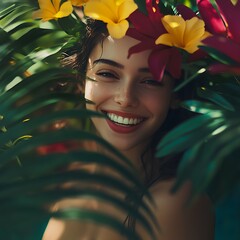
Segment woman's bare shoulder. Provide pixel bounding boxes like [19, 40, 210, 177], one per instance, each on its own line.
[148, 178, 215, 240]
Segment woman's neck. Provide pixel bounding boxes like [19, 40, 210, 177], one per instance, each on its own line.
[84, 140, 153, 183]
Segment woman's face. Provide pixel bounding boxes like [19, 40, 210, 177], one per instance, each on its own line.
[85, 35, 174, 153]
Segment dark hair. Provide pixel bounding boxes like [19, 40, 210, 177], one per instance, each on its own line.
[61, 19, 108, 88]
[62, 19, 196, 184]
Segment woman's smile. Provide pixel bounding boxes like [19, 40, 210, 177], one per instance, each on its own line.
[101, 110, 146, 134]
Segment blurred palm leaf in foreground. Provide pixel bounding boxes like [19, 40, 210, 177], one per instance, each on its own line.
[0, 2, 156, 240]
[157, 76, 240, 239]
[157, 79, 240, 200]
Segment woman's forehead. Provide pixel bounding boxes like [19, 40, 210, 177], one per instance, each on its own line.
[89, 35, 151, 67]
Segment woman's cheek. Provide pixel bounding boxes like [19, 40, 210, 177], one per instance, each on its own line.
[85, 81, 112, 105]
[84, 81, 95, 102]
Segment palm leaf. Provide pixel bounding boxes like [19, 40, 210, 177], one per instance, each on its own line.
[157, 80, 240, 202]
[0, 2, 157, 240]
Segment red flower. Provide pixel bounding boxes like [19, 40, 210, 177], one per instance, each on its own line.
[127, 0, 205, 81]
[197, 0, 240, 41]
[37, 142, 75, 155]
[203, 35, 240, 74]
[198, 0, 240, 74]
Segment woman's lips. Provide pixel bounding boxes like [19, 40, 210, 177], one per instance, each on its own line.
[102, 110, 146, 134]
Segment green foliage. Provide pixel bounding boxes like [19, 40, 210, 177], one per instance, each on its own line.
[0, 2, 156, 240]
[157, 79, 240, 202]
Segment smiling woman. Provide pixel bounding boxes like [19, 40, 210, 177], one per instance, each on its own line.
[42, 8, 215, 238]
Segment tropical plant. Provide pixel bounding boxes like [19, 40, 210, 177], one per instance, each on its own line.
[157, 76, 240, 201]
[1, 0, 240, 240]
[0, 2, 157, 240]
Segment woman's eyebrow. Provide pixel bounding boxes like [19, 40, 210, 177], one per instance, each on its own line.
[93, 59, 124, 69]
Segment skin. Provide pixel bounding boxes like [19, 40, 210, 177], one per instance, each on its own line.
[42, 35, 215, 240]
[85, 35, 174, 168]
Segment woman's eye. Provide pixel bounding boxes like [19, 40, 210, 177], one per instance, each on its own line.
[96, 71, 117, 79]
[142, 79, 163, 87]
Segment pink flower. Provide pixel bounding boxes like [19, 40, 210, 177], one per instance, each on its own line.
[197, 0, 240, 41]
[127, 1, 206, 81]
[202, 35, 240, 74]
[198, 0, 240, 74]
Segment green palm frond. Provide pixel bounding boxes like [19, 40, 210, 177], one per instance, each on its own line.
[0, 2, 156, 240]
[157, 79, 240, 202]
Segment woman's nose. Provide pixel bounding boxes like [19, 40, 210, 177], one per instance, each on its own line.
[114, 82, 139, 108]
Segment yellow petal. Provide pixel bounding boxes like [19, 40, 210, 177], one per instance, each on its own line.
[54, 1, 73, 19]
[84, 0, 135, 38]
[32, 9, 43, 19]
[157, 15, 210, 53]
[155, 33, 176, 47]
[116, 0, 126, 5]
[161, 15, 185, 47]
[184, 18, 210, 53]
[184, 18, 205, 44]
[107, 20, 129, 39]
[186, 31, 212, 53]
[33, 8, 56, 21]
[42, 10, 58, 21]
[84, 1, 116, 23]
[37, 0, 56, 13]
[52, 0, 61, 11]
[118, 0, 138, 21]
[105, 0, 119, 17]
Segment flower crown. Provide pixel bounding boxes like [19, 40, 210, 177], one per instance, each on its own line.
[33, 0, 240, 84]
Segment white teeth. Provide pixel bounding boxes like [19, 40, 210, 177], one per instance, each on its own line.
[118, 116, 123, 123]
[107, 113, 143, 125]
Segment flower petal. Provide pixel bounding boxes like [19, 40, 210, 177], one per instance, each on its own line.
[203, 36, 240, 63]
[33, 9, 56, 21]
[209, 64, 240, 74]
[118, 0, 137, 21]
[155, 33, 175, 47]
[54, 1, 73, 18]
[148, 49, 168, 81]
[197, 0, 226, 35]
[128, 10, 158, 37]
[184, 18, 207, 53]
[184, 18, 205, 41]
[177, 4, 196, 20]
[107, 20, 129, 39]
[215, 0, 240, 42]
[161, 16, 185, 47]
[52, 0, 61, 11]
[165, 48, 182, 79]
[148, 47, 182, 81]
[84, 1, 116, 23]
[32, 9, 43, 20]
[127, 38, 156, 58]
[37, 0, 56, 13]
[41, 10, 57, 21]
[146, 0, 163, 27]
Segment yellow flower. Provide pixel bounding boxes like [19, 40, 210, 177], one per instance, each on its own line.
[70, 0, 89, 7]
[84, 0, 138, 39]
[156, 15, 211, 53]
[33, 0, 73, 21]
